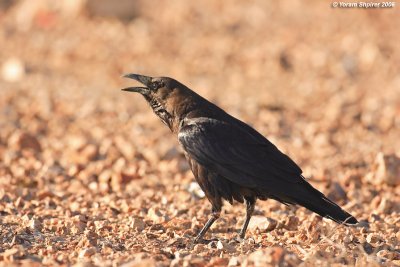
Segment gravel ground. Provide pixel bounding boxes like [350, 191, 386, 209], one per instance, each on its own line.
[0, 1, 399, 266]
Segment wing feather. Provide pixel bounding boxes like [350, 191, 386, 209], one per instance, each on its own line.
[178, 117, 303, 189]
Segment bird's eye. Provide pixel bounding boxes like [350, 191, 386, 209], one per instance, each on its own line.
[151, 80, 164, 89]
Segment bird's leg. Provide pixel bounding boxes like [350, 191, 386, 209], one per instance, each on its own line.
[194, 208, 220, 243]
[239, 196, 256, 239]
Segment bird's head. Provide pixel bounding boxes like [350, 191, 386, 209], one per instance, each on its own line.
[121, 73, 197, 131]
[121, 73, 174, 96]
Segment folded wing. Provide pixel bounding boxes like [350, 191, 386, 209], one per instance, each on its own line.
[178, 117, 303, 189]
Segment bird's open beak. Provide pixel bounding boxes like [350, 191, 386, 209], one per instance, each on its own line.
[121, 73, 152, 94]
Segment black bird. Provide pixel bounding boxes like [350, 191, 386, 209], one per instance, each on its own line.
[122, 74, 358, 243]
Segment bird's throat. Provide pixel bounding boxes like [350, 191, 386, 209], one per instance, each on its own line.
[145, 95, 174, 131]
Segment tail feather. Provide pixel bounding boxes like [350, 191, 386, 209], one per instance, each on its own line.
[296, 194, 358, 224]
[289, 179, 358, 225]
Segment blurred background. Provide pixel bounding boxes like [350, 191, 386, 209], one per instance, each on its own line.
[0, 0, 399, 266]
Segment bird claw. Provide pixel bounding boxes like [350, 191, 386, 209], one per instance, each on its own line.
[233, 236, 245, 243]
[193, 237, 219, 244]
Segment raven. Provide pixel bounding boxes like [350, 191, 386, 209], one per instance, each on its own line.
[122, 74, 358, 243]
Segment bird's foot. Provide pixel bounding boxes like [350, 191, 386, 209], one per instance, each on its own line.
[239, 231, 246, 239]
[193, 236, 219, 244]
[233, 235, 245, 243]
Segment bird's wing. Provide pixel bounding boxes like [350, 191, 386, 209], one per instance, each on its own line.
[178, 117, 303, 189]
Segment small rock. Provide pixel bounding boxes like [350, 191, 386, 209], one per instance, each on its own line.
[376, 197, 393, 214]
[71, 221, 86, 235]
[46, 245, 55, 253]
[170, 258, 184, 267]
[8, 131, 41, 152]
[248, 216, 277, 232]
[187, 182, 205, 198]
[94, 220, 108, 231]
[147, 207, 168, 224]
[366, 233, 380, 244]
[367, 153, 400, 186]
[130, 218, 145, 231]
[2, 246, 25, 262]
[111, 167, 138, 191]
[376, 249, 391, 260]
[165, 217, 191, 230]
[3, 248, 19, 258]
[392, 260, 400, 266]
[193, 244, 207, 253]
[98, 170, 112, 184]
[343, 234, 353, 243]
[73, 214, 87, 222]
[88, 181, 98, 191]
[247, 247, 285, 266]
[174, 250, 190, 259]
[283, 215, 299, 231]
[187, 257, 205, 267]
[28, 218, 43, 231]
[359, 43, 378, 69]
[120, 258, 157, 267]
[238, 242, 252, 253]
[120, 166, 140, 183]
[68, 135, 86, 150]
[228, 256, 240, 266]
[37, 190, 55, 200]
[77, 231, 98, 247]
[70, 202, 80, 212]
[207, 258, 229, 266]
[81, 144, 98, 162]
[14, 197, 24, 208]
[247, 250, 270, 265]
[78, 248, 96, 258]
[217, 240, 236, 253]
[1, 57, 25, 82]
